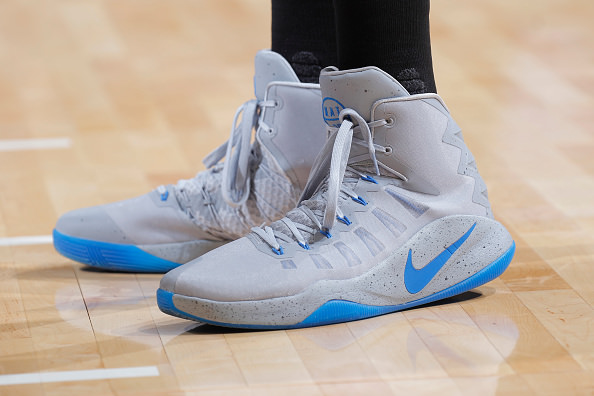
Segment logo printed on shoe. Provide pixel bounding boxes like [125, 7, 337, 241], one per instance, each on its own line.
[322, 97, 345, 127]
[404, 223, 476, 294]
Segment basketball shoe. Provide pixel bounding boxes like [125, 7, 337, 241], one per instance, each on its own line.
[53, 50, 327, 272]
[157, 65, 516, 328]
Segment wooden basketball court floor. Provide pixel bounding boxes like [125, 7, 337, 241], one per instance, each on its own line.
[1, 0, 593, 395]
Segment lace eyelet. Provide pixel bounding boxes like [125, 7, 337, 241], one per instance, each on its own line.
[157, 186, 169, 201]
[385, 117, 395, 126]
[298, 241, 310, 250]
[319, 230, 332, 238]
[271, 246, 284, 255]
[384, 146, 393, 155]
[351, 196, 368, 206]
[361, 175, 378, 184]
[274, 97, 285, 110]
[337, 215, 352, 225]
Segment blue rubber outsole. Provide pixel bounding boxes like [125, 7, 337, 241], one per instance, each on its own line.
[53, 229, 181, 273]
[157, 241, 516, 330]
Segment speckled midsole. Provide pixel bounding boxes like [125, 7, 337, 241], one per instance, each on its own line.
[166, 215, 513, 326]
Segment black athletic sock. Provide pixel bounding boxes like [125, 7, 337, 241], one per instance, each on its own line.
[333, 0, 436, 94]
[271, 0, 337, 83]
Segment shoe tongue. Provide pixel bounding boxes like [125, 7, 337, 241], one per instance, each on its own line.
[319, 66, 409, 127]
[253, 50, 300, 100]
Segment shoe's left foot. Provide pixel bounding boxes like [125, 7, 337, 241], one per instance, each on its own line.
[157, 66, 515, 328]
[53, 50, 327, 272]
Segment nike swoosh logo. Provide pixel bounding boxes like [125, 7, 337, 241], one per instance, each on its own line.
[404, 223, 477, 294]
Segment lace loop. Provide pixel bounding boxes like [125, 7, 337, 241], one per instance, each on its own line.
[252, 226, 282, 251]
[281, 218, 308, 248]
[322, 118, 354, 230]
[252, 107, 405, 252]
[198, 99, 274, 208]
[341, 109, 380, 176]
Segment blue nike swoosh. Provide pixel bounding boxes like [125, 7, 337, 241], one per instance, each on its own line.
[404, 223, 477, 294]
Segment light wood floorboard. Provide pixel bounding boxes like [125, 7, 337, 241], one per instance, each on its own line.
[0, 1, 593, 395]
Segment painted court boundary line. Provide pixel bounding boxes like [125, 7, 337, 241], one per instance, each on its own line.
[0, 235, 53, 246]
[0, 137, 72, 152]
[0, 366, 159, 386]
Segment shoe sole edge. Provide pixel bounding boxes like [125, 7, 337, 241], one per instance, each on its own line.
[53, 229, 186, 272]
[157, 239, 515, 329]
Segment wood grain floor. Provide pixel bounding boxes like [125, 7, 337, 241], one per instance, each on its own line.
[1, 0, 593, 395]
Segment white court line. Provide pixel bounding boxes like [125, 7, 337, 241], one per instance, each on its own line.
[0, 366, 159, 386]
[0, 235, 53, 246]
[0, 137, 72, 152]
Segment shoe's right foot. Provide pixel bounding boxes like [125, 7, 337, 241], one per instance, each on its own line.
[53, 50, 327, 272]
[157, 65, 515, 329]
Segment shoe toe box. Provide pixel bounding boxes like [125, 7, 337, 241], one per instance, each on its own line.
[55, 187, 217, 246]
[160, 237, 295, 302]
[55, 205, 131, 244]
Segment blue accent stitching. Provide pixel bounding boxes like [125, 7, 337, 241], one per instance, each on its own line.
[298, 242, 310, 250]
[361, 175, 378, 184]
[352, 196, 368, 206]
[319, 230, 332, 238]
[337, 215, 352, 225]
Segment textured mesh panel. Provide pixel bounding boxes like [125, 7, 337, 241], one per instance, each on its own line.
[334, 242, 362, 267]
[353, 227, 385, 256]
[384, 187, 429, 218]
[251, 148, 297, 222]
[270, 172, 362, 244]
[310, 254, 332, 269]
[372, 207, 407, 236]
[281, 260, 297, 269]
[174, 142, 298, 240]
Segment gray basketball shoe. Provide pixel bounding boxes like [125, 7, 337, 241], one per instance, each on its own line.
[53, 50, 327, 272]
[157, 65, 515, 328]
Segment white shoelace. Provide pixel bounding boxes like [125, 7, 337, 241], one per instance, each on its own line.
[171, 99, 276, 212]
[252, 108, 407, 254]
